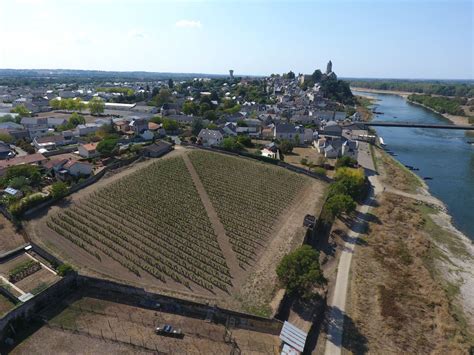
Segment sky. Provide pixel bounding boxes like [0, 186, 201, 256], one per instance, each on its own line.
[0, 0, 472, 79]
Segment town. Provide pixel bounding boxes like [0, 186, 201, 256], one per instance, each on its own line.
[0, 61, 366, 211]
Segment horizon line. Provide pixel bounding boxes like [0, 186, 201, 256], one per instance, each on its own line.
[0, 68, 472, 82]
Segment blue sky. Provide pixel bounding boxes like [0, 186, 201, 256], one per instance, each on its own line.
[0, 0, 472, 79]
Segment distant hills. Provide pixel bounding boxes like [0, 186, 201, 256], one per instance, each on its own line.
[0, 69, 232, 81]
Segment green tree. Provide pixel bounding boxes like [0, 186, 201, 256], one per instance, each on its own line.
[191, 118, 204, 136]
[97, 138, 118, 156]
[287, 71, 296, 79]
[154, 88, 171, 107]
[279, 139, 294, 154]
[68, 112, 85, 127]
[51, 181, 69, 199]
[10, 105, 30, 117]
[88, 97, 105, 115]
[0, 133, 13, 143]
[162, 119, 179, 132]
[312, 69, 323, 83]
[276, 245, 325, 298]
[183, 101, 198, 115]
[323, 193, 356, 221]
[236, 135, 252, 147]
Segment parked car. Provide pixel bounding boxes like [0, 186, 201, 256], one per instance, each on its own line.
[155, 324, 183, 338]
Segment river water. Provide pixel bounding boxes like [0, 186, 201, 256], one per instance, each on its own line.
[356, 91, 474, 241]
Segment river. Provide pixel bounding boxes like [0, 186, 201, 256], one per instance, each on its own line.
[355, 91, 474, 241]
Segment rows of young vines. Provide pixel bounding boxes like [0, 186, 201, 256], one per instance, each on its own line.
[47, 157, 231, 292]
[188, 151, 308, 265]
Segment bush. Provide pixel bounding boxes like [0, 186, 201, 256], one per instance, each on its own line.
[51, 181, 69, 199]
[97, 138, 118, 157]
[276, 245, 326, 298]
[8, 193, 50, 217]
[335, 156, 358, 169]
[279, 139, 294, 154]
[312, 167, 326, 176]
[57, 263, 74, 276]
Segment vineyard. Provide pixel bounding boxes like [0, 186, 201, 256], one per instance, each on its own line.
[188, 151, 308, 265]
[47, 157, 231, 292]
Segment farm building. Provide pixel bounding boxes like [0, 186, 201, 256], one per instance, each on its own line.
[142, 141, 173, 158]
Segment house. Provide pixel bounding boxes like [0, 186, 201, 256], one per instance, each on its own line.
[0, 153, 47, 176]
[321, 123, 343, 138]
[42, 158, 69, 177]
[260, 142, 280, 159]
[142, 141, 173, 158]
[47, 117, 68, 128]
[129, 118, 148, 135]
[222, 122, 238, 136]
[114, 119, 130, 133]
[78, 142, 99, 159]
[342, 140, 358, 159]
[60, 160, 93, 177]
[0, 141, 13, 160]
[76, 123, 100, 136]
[261, 124, 275, 139]
[148, 122, 166, 137]
[323, 138, 344, 159]
[198, 128, 224, 147]
[274, 123, 304, 144]
[33, 134, 71, 151]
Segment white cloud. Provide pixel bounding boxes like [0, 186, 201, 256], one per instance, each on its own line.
[175, 20, 202, 29]
[128, 29, 147, 39]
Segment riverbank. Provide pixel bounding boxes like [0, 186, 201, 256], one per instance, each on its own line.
[343, 146, 474, 352]
[406, 98, 471, 126]
[351, 87, 472, 126]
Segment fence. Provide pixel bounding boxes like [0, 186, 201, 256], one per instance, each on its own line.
[0, 274, 76, 337]
[76, 275, 283, 335]
[21, 155, 143, 219]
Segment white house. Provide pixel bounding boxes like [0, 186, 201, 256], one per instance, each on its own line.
[342, 140, 358, 159]
[78, 142, 99, 159]
[198, 128, 224, 147]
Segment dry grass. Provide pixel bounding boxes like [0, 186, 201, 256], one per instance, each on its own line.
[375, 148, 422, 193]
[346, 193, 471, 353]
[0, 215, 26, 255]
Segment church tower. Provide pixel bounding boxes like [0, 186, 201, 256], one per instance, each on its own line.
[326, 60, 332, 74]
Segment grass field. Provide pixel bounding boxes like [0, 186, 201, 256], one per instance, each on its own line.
[31, 149, 325, 309]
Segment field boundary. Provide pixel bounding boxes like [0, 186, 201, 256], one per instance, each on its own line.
[182, 142, 332, 183]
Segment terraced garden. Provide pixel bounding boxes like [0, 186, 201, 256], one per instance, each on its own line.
[188, 151, 308, 265]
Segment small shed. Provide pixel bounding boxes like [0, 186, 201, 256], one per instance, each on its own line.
[279, 321, 307, 354]
[142, 141, 173, 158]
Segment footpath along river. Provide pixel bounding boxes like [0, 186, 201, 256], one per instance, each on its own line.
[355, 91, 474, 240]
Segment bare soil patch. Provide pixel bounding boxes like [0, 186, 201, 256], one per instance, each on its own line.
[12, 293, 280, 354]
[0, 215, 26, 254]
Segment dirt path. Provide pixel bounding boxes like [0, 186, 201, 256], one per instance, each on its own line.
[182, 154, 241, 286]
[240, 179, 326, 315]
[324, 185, 375, 355]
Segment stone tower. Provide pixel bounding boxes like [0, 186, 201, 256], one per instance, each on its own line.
[326, 60, 332, 74]
[229, 69, 234, 80]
